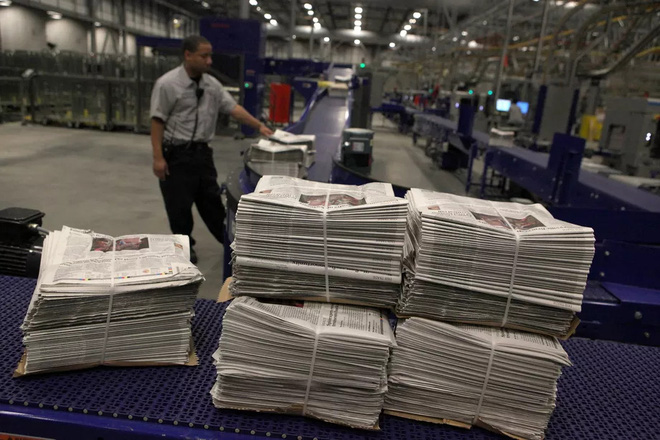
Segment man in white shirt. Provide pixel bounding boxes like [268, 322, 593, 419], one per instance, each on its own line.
[150, 35, 273, 263]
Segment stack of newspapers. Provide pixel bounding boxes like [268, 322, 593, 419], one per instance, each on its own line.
[230, 176, 408, 308]
[17, 226, 202, 375]
[210, 296, 395, 429]
[246, 139, 307, 178]
[270, 129, 316, 168]
[398, 189, 595, 337]
[385, 318, 571, 440]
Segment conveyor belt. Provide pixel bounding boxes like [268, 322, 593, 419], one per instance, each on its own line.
[1, 275, 659, 439]
[487, 146, 660, 212]
[302, 95, 350, 182]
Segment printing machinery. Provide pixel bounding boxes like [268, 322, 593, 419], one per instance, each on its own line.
[598, 96, 660, 178]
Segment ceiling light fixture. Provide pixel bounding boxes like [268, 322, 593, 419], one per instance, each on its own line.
[404, 24, 411, 31]
[324, 36, 330, 42]
[264, 13, 271, 19]
[355, 6, 363, 13]
[94, 21, 101, 27]
[354, 25, 361, 31]
[355, 20, 361, 26]
[201, 1, 209, 7]
[307, 10, 313, 15]
[409, 19, 416, 24]
[400, 30, 407, 37]
[461, 30, 468, 36]
[0, 0, 12, 6]
[270, 19, 278, 26]
[389, 42, 396, 48]
[47, 11, 62, 19]
[304, 3, 312, 9]
[355, 13, 362, 19]
[413, 11, 421, 19]
[313, 17, 319, 23]
[314, 22, 321, 29]
[249, 0, 257, 5]
[354, 39, 360, 45]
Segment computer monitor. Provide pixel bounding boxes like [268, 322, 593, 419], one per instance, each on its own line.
[496, 99, 511, 112]
[517, 101, 529, 115]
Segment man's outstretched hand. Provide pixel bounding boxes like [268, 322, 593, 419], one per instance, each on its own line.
[259, 124, 274, 137]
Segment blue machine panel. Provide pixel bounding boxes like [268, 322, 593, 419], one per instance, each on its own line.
[200, 18, 265, 136]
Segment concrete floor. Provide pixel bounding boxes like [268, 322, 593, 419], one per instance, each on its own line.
[370, 115, 467, 195]
[0, 122, 252, 300]
[1, 117, 469, 300]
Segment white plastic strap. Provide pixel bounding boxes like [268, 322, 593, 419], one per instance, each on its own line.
[489, 203, 520, 327]
[99, 239, 116, 364]
[473, 339, 497, 425]
[322, 190, 331, 302]
[302, 320, 322, 416]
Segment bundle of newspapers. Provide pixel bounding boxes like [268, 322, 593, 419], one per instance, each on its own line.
[230, 176, 408, 308]
[270, 129, 316, 168]
[17, 226, 202, 376]
[210, 296, 395, 429]
[246, 141, 306, 179]
[398, 189, 595, 337]
[385, 318, 571, 440]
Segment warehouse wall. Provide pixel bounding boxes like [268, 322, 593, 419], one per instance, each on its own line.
[0, 2, 188, 54]
[46, 18, 88, 53]
[0, 5, 48, 51]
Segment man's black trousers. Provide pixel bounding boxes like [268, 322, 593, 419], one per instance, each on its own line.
[159, 143, 225, 246]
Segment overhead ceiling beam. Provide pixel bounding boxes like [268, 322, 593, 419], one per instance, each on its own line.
[379, 6, 392, 33]
[327, 1, 337, 30]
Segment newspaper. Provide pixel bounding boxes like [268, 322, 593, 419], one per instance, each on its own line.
[385, 318, 571, 440]
[269, 129, 316, 146]
[246, 138, 313, 178]
[398, 189, 595, 337]
[210, 296, 395, 429]
[17, 226, 202, 375]
[230, 176, 408, 308]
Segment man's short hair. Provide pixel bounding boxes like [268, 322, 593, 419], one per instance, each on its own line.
[182, 35, 211, 56]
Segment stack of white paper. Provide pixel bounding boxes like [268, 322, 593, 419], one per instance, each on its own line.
[249, 139, 307, 162]
[269, 129, 316, 168]
[398, 189, 595, 337]
[210, 296, 395, 429]
[18, 226, 203, 375]
[385, 318, 571, 440]
[246, 139, 307, 178]
[328, 82, 349, 97]
[230, 175, 408, 308]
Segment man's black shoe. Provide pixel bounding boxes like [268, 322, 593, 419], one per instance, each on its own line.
[190, 247, 198, 264]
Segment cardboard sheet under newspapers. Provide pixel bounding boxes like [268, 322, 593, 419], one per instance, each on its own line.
[219, 277, 393, 309]
[383, 410, 530, 440]
[394, 310, 580, 340]
[14, 341, 198, 377]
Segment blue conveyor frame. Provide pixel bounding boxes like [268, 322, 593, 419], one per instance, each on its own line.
[1, 275, 660, 440]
